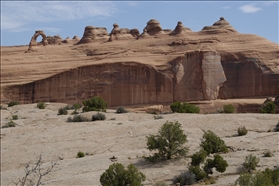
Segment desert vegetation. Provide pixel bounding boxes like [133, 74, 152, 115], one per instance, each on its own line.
[100, 163, 146, 185]
[82, 96, 108, 112]
[223, 104, 235, 113]
[170, 101, 200, 113]
[146, 121, 188, 162]
[1, 102, 278, 185]
[37, 102, 46, 109]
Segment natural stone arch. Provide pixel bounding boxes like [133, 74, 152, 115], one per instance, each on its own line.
[25, 30, 48, 53]
[29, 30, 48, 46]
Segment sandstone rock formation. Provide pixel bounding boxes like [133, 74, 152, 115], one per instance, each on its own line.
[108, 23, 120, 42]
[25, 30, 48, 53]
[202, 17, 237, 33]
[2, 17, 279, 106]
[130, 29, 140, 37]
[46, 35, 63, 45]
[170, 21, 191, 35]
[143, 19, 163, 36]
[77, 26, 109, 44]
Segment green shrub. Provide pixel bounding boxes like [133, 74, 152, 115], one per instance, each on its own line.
[191, 150, 208, 166]
[92, 112, 106, 121]
[173, 171, 196, 185]
[116, 106, 127, 114]
[8, 101, 19, 107]
[58, 107, 68, 115]
[82, 96, 108, 112]
[37, 102, 46, 109]
[12, 115, 18, 120]
[263, 150, 273, 157]
[71, 110, 79, 115]
[146, 121, 188, 162]
[260, 102, 276, 114]
[100, 163, 145, 186]
[205, 177, 216, 184]
[243, 154, 259, 173]
[67, 115, 90, 122]
[238, 126, 248, 136]
[2, 121, 16, 128]
[201, 130, 228, 154]
[73, 103, 82, 110]
[223, 104, 235, 113]
[170, 102, 200, 113]
[234, 168, 279, 186]
[189, 165, 207, 181]
[76, 151, 85, 158]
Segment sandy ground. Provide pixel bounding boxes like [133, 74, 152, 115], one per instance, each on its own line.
[1, 103, 278, 185]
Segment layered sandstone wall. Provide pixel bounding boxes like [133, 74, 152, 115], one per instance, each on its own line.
[4, 50, 279, 106]
[4, 63, 173, 106]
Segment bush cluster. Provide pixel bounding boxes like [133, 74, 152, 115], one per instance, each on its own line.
[100, 163, 146, 185]
[187, 131, 228, 183]
[58, 107, 68, 115]
[12, 115, 18, 120]
[8, 101, 20, 107]
[116, 106, 127, 114]
[173, 171, 196, 185]
[260, 102, 276, 114]
[170, 102, 200, 113]
[82, 96, 108, 112]
[92, 112, 106, 121]
[238, 126, 248, 136]
[200, 130, 228, 154]
[223, 104, 235, 113]
[235, 168, 279, 186]
[67, 115, 90, 122]
[76, 151, 85, 158]
[146, 121, 188, 162]
[37, 102, 46, 109]
[2, 121, 16, 128]
[243, 154, 260, 173]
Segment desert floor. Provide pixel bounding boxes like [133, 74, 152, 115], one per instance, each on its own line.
[1, 103, 278, 186]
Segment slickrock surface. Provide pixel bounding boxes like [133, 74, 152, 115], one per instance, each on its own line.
[1, 17, 278, 106]
[1, 103, 278, 185]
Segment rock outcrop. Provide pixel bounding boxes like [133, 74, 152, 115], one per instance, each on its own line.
[25, 30, 48, 53]
[202, 17, 237, 33]
[77, 26, 109, 44]
[3, 17, 279, 106]
[46, 35, 63, 45]
[108, 23, 120, 42]
[130, 29, 140, 37]
[170, 21, 191, 35]
[108, 24, 134, 42]
[142, 19, 163, 36]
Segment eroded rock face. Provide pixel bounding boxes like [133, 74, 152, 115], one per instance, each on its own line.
[170, 21, 191, 35]
[25, 30, 48, 53]
[144, 19, 163, 35]
[108, 23, 121, 42]
[202, 17, 237, 33]
[77, 26, 109, 44]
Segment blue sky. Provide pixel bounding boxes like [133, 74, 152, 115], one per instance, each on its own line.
[1, 1, 278, 46]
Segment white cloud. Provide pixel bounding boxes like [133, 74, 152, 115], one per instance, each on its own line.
[239, 4, 262, 13]
[1, 1, 117, 32]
